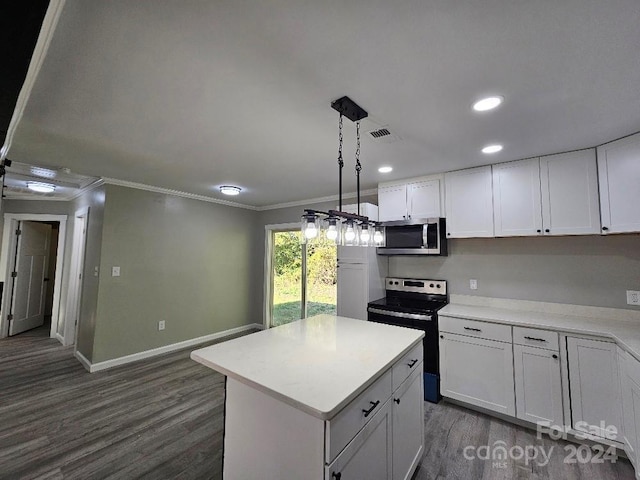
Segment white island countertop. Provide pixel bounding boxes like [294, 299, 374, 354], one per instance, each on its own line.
[191, 314, 423, 420]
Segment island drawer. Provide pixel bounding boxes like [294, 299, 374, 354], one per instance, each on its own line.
[392, 342, 423, 391]
[439, 316, 512, 343]
[325, 368, 393, 463]
[513, 326, 559, 350]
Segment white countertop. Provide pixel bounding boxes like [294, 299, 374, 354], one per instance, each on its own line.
[439, 299, 640, 361]
[191, 314, 424, 420]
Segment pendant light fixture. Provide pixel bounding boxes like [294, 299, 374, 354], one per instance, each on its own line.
[301, 96, 385, 248]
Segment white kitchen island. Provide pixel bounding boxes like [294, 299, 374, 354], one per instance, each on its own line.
[191, 314, 425, 480]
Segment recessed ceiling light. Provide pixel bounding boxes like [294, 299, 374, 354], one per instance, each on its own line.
[378, 166, 393, 173]
[220, 185, 242, 196]
[27, 181, 56, 193]
[472, 96, 504, 112]
[482, 144, 503, 154]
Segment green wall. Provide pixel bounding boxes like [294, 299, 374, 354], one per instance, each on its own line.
[90, 185, 261, 363]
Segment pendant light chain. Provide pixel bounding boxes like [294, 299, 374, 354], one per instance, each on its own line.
[355, 121, 361, 216]
[338, 114, 344, 212]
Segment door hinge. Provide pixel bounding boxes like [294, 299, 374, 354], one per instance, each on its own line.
[11, 271, 17, 278]
[7, 314, 13, 321]
[15, 229, 21, 236]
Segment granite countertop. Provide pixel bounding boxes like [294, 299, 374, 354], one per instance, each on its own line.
[190, 314, 424, 420]
[439, 297, 640, 361]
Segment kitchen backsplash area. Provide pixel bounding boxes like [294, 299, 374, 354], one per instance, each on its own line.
[389, 234, 640, 310]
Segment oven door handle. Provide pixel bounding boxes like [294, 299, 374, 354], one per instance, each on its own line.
[367, 307, 432, 321]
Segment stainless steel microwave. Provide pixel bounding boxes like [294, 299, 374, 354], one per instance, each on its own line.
[377, 218, 448, 256]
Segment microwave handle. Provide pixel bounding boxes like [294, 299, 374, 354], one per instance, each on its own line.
[422, 222, 440, 251]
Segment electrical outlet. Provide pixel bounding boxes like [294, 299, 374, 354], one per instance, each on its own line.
[112, 266, 120, 277]
[158, 320, 166, 331]
[470, 279, 478, 290]
[627, 291, 640, 306]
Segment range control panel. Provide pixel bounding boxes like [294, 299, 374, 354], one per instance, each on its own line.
[385, 277, 447, 295]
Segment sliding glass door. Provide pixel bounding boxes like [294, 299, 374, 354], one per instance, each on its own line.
[269, 229, 337, 327]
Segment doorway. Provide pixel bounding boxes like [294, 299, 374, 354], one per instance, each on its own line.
[0, 214, 67, 341]
[264, 224, 337, 328]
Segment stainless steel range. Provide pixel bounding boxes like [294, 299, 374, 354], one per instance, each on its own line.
[367, 277, 448, 403]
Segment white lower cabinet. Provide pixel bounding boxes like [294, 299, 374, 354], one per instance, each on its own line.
[326, 350, 424, 480]
[392, 369, 424, 480]
[566, 337, 622, 441]
[326, 400, 393, 480]
[513, 344, 563, 425]
[618, 348, 637, 464]
[439, 331, 516, 416]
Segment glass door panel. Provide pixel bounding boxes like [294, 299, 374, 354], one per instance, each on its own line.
[305, 238, 337, 317]
[271, 231, 303, 327]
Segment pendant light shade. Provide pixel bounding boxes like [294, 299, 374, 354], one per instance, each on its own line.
[301, 212, 320, 243]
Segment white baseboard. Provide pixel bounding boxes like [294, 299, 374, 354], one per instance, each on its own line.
[74, 350, 92, 372]
[76, 323, 263, 373]
[55, 332, 64, 344]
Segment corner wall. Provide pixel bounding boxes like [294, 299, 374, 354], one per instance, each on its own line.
[90, 185, 261, 363]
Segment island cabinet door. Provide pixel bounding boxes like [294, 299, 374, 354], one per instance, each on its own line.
[439, 332, 516, 416]
[392, 368, 424, 480]
[325, 400, 392, 480]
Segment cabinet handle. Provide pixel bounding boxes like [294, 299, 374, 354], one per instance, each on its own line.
[602, 226, 609, 232]
[407, 359, 418, 368]
[536, 229, 541, 233]
[332, 473, 342, 480]
[524, 336, 546, 342]
[545, 229, 550, 233]
[552, 354, 558, 359]
[394, 398, 400, 404]
[440, 335, 444, 339]
[463, 327, 482, 332]
[362, 400, 380, 418]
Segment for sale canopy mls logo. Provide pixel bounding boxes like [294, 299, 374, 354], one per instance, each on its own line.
[463, 421, 619, 469]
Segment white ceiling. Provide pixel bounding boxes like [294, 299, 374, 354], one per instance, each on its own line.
[9, 0, 640, 207]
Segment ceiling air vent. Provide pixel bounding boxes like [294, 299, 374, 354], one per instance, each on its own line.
[367, 127, 400, 143]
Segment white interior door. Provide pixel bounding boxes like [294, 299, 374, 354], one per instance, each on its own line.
[9, 221, 52, 336]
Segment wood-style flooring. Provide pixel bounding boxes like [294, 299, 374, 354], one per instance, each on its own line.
[1, 326, 635, 479]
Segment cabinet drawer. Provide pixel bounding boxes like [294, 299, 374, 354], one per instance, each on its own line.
[392, 342, 423, 391]
[439, 316, 512, 343]
[513, 327, 559, 351]
[326, 368, 393, 463]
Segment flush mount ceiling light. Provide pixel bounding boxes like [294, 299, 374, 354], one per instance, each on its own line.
[301, 96, 385, 248]
[482, 144, 503, 154]
[378, 166, 393, 173]
[26, 181, 56, 193]
[220, 185, 241, 196]
[472, 96, 504, 112]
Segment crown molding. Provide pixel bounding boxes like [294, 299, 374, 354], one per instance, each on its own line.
[0, 0, 66, 161]
[256, 188, 378, 211]
[68, 178, 105, 200]
[102, 178, 259, 210]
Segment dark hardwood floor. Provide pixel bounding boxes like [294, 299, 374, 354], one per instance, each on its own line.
[1, 326, 635, 479]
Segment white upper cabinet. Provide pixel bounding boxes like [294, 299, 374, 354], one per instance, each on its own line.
[540, 150, 601, 235]
[444, 166, 494, 238]
[492, 158, 543, 237]
[378, 177, 443, 222]
[407, 180, 442, 220]
[597, 132, 640, 234]
[378, 185, 408, 222]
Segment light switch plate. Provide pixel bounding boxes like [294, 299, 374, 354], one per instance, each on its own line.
[112, 266, 120, 277]
[158, 320, 166, 331]
[627, 291, 640, 306]
[470, 279, 478, 290]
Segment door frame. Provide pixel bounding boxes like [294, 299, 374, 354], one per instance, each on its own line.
[67, 207, 89, 348]
[263, 223, 300, 329]
[0, 214, 67, 340]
